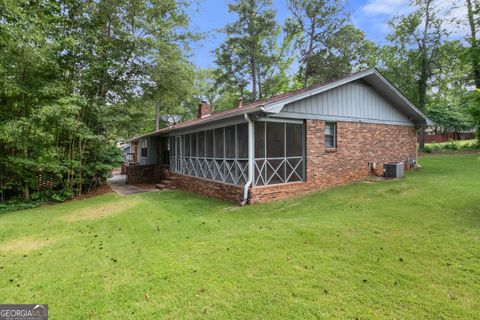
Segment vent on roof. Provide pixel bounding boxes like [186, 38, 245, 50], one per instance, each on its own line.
[383, 162, 404, 178]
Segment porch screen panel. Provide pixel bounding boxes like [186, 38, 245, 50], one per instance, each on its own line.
[191, 133, 197, 157]
[225, 126, 236, 158]
[205, 130, 213, 157]
[184, 134, 190, 157]
[168, 123, 249, 185]
[285, 123, 304, 182]
[237, 123, 248, 158]
[236, 123, 248, 185]
[198, 131, 205, 157]
[254, 120, 304, 186]
[214, 128, 224, 158]
[224, 125, 236, 184]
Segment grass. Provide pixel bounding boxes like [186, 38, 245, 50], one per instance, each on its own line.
[0, 154, 479, 319]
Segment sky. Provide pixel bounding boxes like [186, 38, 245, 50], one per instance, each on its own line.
[187, 0, 467, 69]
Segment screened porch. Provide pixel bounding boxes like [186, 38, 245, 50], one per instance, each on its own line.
[167, 119, 305, 186]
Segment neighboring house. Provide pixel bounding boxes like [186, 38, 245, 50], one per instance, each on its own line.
[119, 143, 130, 159]
[129, 69, 431, 204]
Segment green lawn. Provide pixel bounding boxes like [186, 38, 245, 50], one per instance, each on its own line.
[1, 154, 479, 319]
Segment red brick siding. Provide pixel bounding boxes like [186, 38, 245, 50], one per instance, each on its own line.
[166, 172, 244, 203]
[248, 120, 417, 204]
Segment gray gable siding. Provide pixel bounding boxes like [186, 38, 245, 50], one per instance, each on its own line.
[277, 82, 413, 125]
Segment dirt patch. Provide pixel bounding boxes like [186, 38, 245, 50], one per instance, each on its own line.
[73, 184, 113, 201]
[64, 199, 138, 221]
[0, 237, 56, 253]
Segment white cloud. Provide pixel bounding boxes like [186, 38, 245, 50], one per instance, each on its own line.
[361, 0, 411, 16]
[355, 0, 469, 42]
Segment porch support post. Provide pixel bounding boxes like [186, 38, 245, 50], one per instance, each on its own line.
[242, 113, 255, 205]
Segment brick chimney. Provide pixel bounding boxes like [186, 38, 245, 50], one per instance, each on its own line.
[237, 97, 243, 108]
[197, 100, 211, 119]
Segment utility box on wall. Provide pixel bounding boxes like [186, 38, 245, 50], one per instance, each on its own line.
[383, 162, 404, 178]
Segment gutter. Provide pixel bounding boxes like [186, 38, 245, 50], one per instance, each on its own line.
[241, 112, 256, 206]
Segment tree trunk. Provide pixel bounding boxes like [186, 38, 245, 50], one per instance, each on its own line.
[257, 71, 262, 100]
[466, 0, 480, 88]
[418, 127, 426, 151]
[303, 31, 315, 88]
[155, 101, 160, 131]
[417, 1, 432, 152]
[251, 56, 257, 101]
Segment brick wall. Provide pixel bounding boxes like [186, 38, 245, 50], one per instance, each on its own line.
[166, 172, 244, 203]
[248, 120, 417, 204]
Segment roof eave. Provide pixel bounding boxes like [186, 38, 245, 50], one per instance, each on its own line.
[129, 106, 264, 142]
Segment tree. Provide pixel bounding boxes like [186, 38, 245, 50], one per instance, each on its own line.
[214, 0, 279, 102]
[466, 0, 480, 88]
[0, 0, 196, 201]
[426, 41, 474, 135]
[380, 0, 446, 150]
[285, 0, 376, 87]
[468, 90, 480, 142]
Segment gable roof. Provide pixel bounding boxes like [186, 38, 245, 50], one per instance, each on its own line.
[132, 68, 431, 141]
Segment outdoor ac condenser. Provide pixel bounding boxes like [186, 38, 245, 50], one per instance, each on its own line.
[383, 162, 404, 178]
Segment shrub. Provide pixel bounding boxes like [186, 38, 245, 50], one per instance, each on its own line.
[0, 200, 43, 214]
[444, 140, 458, 150]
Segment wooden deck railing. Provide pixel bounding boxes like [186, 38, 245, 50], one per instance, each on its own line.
[126, 165, 164, 184]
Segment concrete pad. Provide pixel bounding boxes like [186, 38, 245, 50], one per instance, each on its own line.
[107, 173, 154, 196]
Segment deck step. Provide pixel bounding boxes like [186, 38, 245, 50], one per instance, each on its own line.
[155, 184, 168, 190]
[161, 180, 175, 186]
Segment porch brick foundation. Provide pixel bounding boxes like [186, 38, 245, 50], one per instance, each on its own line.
[248, 120, 417, 204]
[166, 172, 244, 203]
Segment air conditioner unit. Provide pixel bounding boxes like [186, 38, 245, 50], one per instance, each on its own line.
[383, 162, 404, 178]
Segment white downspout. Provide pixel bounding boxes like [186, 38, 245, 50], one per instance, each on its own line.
[241, 113, 255, 206]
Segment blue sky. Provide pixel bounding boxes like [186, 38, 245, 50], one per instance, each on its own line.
[187, 0, 466, 69]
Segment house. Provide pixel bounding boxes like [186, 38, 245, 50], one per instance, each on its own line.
[128, 69, 432, 204]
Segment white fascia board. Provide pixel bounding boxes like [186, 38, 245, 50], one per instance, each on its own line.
[371, 70, 434, 126]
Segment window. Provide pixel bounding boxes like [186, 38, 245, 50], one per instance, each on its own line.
[140, 139, 148, 157]
[325, 122, 336, 148]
